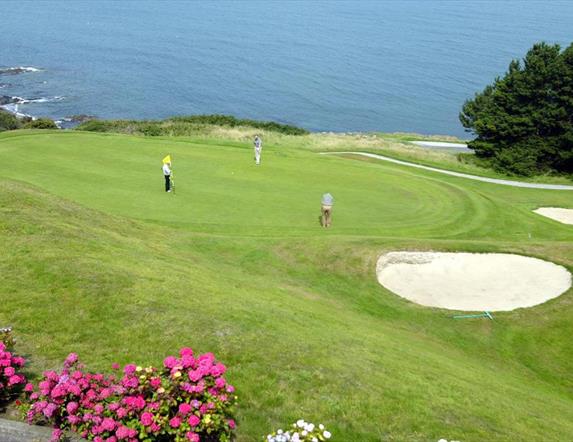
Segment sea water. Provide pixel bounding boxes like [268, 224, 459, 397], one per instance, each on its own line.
[1, 0, 572, 137]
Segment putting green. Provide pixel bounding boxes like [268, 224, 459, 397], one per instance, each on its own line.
[1, 130, 573, 441]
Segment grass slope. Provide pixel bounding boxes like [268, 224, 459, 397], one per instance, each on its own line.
[0, 130, 572, 441]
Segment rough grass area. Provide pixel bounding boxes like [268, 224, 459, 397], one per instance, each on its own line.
[0, 131, 573, 441]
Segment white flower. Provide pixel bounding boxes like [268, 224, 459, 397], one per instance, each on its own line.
[297, 419, 305, 428]
[312, 438, 318, 442]
[301, 430, 308, 436]
[323, 430, 331, 439]
[438, 439, 448, 442]
[277, 429, 283, 435]
[292, 433, 300, 442]
[319, 424, 325, 430]
[306, 423, 315, 432]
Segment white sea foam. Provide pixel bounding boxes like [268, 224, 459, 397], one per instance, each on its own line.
[0, 66, 42, 74]
[20, 96, 64, 104]
[0, 103, 35, 119]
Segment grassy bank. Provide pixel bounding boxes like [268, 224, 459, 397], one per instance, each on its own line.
[0, 130, 572, 441]
[75, 117, 573, 185]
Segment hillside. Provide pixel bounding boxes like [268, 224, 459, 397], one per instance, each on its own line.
[0, 130, 572, 441]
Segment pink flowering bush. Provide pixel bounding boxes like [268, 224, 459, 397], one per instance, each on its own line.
[21, 348, 237, 442]
[0, 340, 27, 402]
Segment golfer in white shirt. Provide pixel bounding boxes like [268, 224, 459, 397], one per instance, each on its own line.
[163, 162, 172, 192]
[254, 135, 262, 165]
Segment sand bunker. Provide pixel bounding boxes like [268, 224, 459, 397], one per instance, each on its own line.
[533, 207, 573, 225]
[376, 252, 571, 311]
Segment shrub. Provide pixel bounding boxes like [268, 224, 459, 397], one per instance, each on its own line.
[23, 118, 58, 129]
[0, 109, 21, 131]
[22, 348, 237, 442]
[169, 115, 308, 135]
[265, 420, 331, 442]
[76, 120, 115, 132]
[140, 123, 162, 136]
[77, 114, 309, 136]
[0, 339, 27, 403]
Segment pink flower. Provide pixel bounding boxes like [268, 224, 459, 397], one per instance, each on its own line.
[150, 422, 161, 433]
[101, 417, 117, 431]
[116, 407, 127, 418]
[147, 401, 160, 411]
[169, 416, 182, 428]
[123, 364, 136, 375]
[12, 356, 25, 367]
[121, 376, 138, 388]
[140, 412, 154, 427]
[67, 415, 81, 425]
[179, 403, 192, 415]
[226, 385, 235, 393]
[188, 414, 200, 427]
[150, 377, 162, 388]
[43, 403, 58, 418]
[210, 363, 226, 377]
[66, 401, 79, 415]
[65, 353, 78, 366]
[188, 370, 202, 382]
[228, 419, 236, 429]
[163, 356, 178, 369]
[186, 432, 200, 442]
[8, 374, 24, 386]
[24, 383, 34, 392]
[111, 363, 120, 370]
[115, 426, 131, 440]
[181, 355, 195, 368]
[180, 347, 194, 357]
[51, 428, 63, 442]
[215, 377, 226, 389]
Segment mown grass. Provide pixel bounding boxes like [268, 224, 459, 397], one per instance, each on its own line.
[75, 120, 573, 184]
[0, 130, 572, 441]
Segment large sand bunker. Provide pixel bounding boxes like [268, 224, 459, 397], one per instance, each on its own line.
[376, 252, 571, 311]
[533, 207, 573, 225]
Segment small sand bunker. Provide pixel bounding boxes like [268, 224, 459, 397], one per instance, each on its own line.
[376, 252, 571, 311]
[533, 207, 573, 225]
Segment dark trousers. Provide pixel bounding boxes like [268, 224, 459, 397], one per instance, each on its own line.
[164, 175, 171, 192]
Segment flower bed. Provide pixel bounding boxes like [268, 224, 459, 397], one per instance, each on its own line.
[21, 348, 237, 442]
[0, 338, 27, 403]
[265, 419, 331, 442]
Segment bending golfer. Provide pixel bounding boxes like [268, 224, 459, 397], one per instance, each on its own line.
[163, 161, 172, 192]
[254, 135, 262, 165]
[321, 193, 334, 227]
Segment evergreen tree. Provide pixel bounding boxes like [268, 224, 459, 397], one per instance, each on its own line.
[460, 42, 573, 175]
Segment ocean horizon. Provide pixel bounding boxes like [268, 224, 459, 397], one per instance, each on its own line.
[1, 0, 573, 137]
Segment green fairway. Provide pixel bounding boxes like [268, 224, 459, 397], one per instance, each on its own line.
[1, 130, 572, 441]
